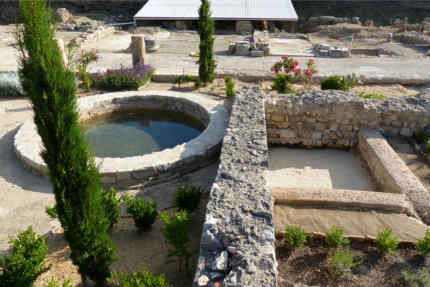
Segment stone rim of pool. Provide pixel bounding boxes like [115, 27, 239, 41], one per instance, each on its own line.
[14, 91, 229, 186]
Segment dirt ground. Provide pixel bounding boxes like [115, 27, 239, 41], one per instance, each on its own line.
[33, 162, 218, 287]
[276, 236, 430, 287]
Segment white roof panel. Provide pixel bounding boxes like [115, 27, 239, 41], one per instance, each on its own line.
[134, 0, 298, 21]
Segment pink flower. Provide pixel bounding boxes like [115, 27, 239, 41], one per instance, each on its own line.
[295, 61, 298, 66]
[277, 62, 282, 66]
[309, 59, 314, 62]
[293, 68, 301, 75]
[282, 56, 287, 59]
[292, 64, 297, 69]
[275, 69, 279, 74]
[305, 69, 312, 76]
[271, 68, 274, 72]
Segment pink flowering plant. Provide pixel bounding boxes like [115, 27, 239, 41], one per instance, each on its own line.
[271, 56, 317, 93]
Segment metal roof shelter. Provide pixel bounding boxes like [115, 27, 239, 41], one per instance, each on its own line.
[134, 0, 298, 21]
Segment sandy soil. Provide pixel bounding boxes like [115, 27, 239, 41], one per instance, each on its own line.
[274, 205, 428, 242]
[268, 147, 377, 191]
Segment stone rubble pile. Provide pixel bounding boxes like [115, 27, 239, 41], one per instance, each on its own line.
[228, 30, 271, 57]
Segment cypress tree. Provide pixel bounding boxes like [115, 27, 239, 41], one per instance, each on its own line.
[198, 0, 216, 84]
[16, 0, 115, 285]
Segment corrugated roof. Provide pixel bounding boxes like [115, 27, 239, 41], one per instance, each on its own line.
[134, 0, 298, 21]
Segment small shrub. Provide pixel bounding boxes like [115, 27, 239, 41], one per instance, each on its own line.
[325, 226, 350, 249]
[358, 92, 387, 99]
[375, 228, 399, 254]
[159, 211, 195, 277]
[175, 76, 183, 88]
[272, 74, 295, 94]
[184, 74, 195, 82]
[194, 78, 202, 88]
[402, 268, 430, 287]
[328, 247, 362, 277]
[108, 269, 171, 287]
[45, 205, 57, 219]
[77, 50, 98, 90]
[44, 277, 72, 287]
[426, 139, 430, 154]
[0, 226, 49, 287]
[321, 75, 348, 91]
[173, 184, 203, 213]
[416, 129, 430, 144]
[225, 77, 235, 98]
[283, 225, 307, 250]
[102, 188, 121, 229]
[416, 230, 430, 257]
[90, 63, 154, 91]
[121, 195, 158, 230]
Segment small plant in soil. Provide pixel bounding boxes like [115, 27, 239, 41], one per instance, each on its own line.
[44, 277, 72, 287]
[0, 226, 49, 287]
[358, 92, 387, 99]
[175, 76, 183, 88]
[108, 268, 171, 287]
[325, 226, 350, 249]
[159, 211, 195, 278]
[328, 246, 362, 277]
[121, 195, 158, 230]
[173, 184, 203, 213]
[194, 78, 202, 88]
[375, 228, 399, 255]
[283, 225, 308, 250]
[402, 268, 430, 287]
[225, 77, 235, 98]
[426, 139, 430, 154]
[415, 230, 430, 257]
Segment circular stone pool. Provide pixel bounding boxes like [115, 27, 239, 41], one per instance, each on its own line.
[14, 91, 228, 186]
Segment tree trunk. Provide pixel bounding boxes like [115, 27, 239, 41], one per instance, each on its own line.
[130, 36, 146, 66]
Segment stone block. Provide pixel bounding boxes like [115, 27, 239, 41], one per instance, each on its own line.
[228, 43, 236, 54]
[297, 130, 312, 139]
[235, 42, 250, 56]
[271, 113, 285, 122]
[279, 129, 296, 139]
[250, 50, 264, 57]
[329, 47, 350, 57]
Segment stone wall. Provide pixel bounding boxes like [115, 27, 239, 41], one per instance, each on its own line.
[266, 90, 430, 149]
[193, 87, 277, 287]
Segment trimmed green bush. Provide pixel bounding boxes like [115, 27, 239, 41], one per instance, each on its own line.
[198, 0, 216, 84]
[283, 225, 307, 250]
[416, 230, 430, 257]
[225, 77, 235, 98]
[328, 247, 362, 277]
[173, 184, 203, 213]
[175, 76, 183, 88]
[321, 75, 348, 91]
[45, 205, 57, 219]
[194, 78, 202, 88]
[122, 195, 158, 230]
[16, 0, 116, 284]
[102, 188, 121, 230]
[426, 139, 430, 154]
[272, 74, 295, 94]
[325, 226, 350, 249]
[375, 228, 399, 254]
[416, 129, 430, 144]
[159, 211, 195, 277]
[184, 74, 195, 82]
[108, 269, 171, 287]
[0, 227, 49, 287]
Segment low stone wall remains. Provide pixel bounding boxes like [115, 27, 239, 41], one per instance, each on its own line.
[358, 128, 430, 223]
[193, 87, 277, 287]
[266, 90, 430, 149]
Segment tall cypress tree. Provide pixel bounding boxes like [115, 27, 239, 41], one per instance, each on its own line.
[16, 0, 115, 285]
[198, 0, 216, 84]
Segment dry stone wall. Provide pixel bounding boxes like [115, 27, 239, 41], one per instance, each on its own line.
[194, 87, 276, 287]
[266, 90, 430, 148]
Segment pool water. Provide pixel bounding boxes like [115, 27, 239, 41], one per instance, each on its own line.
[82, 110, 205, 158]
